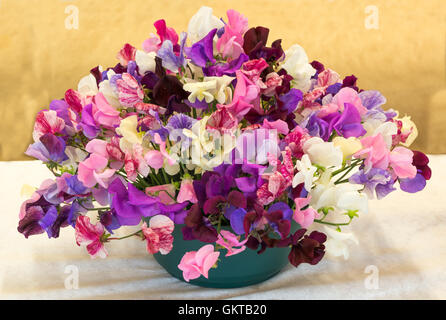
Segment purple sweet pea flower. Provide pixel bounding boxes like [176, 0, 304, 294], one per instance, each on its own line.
[224, 207, 247, 235]
[358, 90, 386, 110]
[399, 174, 426, 193]
[78, 104, 100, 138]
[65, 175, 88, 195]
[108, 178, 188, 226]
[203, 53, 249, 77]
[25, 133, 68, 163]
[324, 103, 366, 138]
[49, 99, 73, 127]
[185, 28, 217, 67]
[302, 113, 330, 141]
[157, 32, 187, 72]
[350, 168, 396, 199]
[277, 89, 303, 114]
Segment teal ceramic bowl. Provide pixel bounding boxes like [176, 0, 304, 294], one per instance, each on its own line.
[154, 223, 298, 288]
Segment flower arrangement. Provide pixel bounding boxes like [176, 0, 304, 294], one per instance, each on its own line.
[19, 6, 431, 283]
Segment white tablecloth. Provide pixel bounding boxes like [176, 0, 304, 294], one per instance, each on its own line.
[0, 157, 445, 300]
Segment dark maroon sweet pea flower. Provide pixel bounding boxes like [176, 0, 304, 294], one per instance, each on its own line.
[310, 60, 325, 76]
[288, 229, 326, 267]
[341, 75, 360, 92]
[265, 202, 293, 239]
[183, 204, 218, 243]
[152, 74, 188, 107]
[243, 26, 284, 62]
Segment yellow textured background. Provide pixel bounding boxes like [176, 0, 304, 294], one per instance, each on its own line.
[0, 0, 445, 160]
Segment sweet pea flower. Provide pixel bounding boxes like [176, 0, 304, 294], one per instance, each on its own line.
[325, 87, 368, 117]
[303, 137, 343, 168]
[177, 178, 198, 204]
[77, 73, 99, 98]
[333, 137, 362, 160]
[389, 146, 417, 179]
[324, 226, 359, 260]
[354, 134, 390, 172]
[25, 133, 67, 163]
[75, 215, 108, 259]
[78, 153, 116, 188]
[116, 73, 144, 107]
[216, 230, 248, 257]
[293, 196, 319, 228]
[280, 44, 316, 92]
[116, 115, 143, 153]
[32, 110, 66, 142]
[92, 92, 121, 128]
[116, 43, 136, 67]
[135, 50, 157, 75]
[141, 215, 174, 255]
[216, 9, 249, 60]
[203, 75, 235, 104]
[145, 184, 177, 205]
[292, 154, 317, 191]
[187, 6, 224, 44]
[225, 70, 261, 120]
[177, 244, 220, 282]
[183, 79, 217, 103]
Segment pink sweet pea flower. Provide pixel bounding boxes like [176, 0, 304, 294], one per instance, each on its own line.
[142, 19, 178, 53]
[321, 87, 368, 118]
[116, 43, 136, 67]
[141, 215, 174, 255]
[144, 149, 164, 170]
[177, 178, 198, 204]
[32, 110, 65, 142]
[293, 196, 320, 228]
[116, 73, 144, 107]
[153, 133, 176, 166]
[75, 215, 107, 259]
[85, 139, 109, 158]
[92, 93, 121, 128]
[262, 119, 290, 135]
[216, 9, 248, 59]
[389, 146, 417, 179]
[225, 70, 261, 120]
[354, 134, 390, 172]
[216, 230, 248, 257]
[145, 184, 176, 205]
[78, 153, 116, 188]
[178, 244, 220, 282]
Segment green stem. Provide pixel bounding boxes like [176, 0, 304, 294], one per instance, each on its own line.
[107, 230, 142, 241]
[314, 218, 352, 226]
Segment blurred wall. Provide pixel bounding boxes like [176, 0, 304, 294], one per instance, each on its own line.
[0, 0, 445, 160]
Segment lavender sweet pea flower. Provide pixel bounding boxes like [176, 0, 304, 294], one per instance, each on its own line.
[185, 28, 217, 67]
[49, 99, 72, 127]
[350, 168, 396, 199]
[224, 207, 247, 235]
[65, 175, 88, 195]
[166, 113, 197, 147]
[157, 32, 187, 72]
[359, 90, 386, 110]
[25, 133, 68, 163]
[399, 173, 426, 193]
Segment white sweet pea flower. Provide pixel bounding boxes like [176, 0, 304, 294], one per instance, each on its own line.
[292, 154, 317, 191]
[62, 146, 88, 170]
[78, 73, 99, 97]
[187, 6, 224, 44]
[183, 80, 217, 103]
[303, 137, 343, 168]
[135, 50, 157, 75]
[281, 44, 316, 92]
[324, 226, 359, 260]
[310, 170, 368, 215]
[99, 69, 120, 108]
[203, 75, 235, 104]
[333, 137, 362, 160]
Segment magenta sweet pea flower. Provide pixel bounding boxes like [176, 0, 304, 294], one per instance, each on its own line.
[141, 215, 174, 255]
[74, 215, 108, 259]
[216, 9, 248, 60]
[216, 230, 248, 257]
[177, 244, 220, 282]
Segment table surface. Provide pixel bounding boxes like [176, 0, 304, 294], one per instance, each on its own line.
[0, 157, 445, 300]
